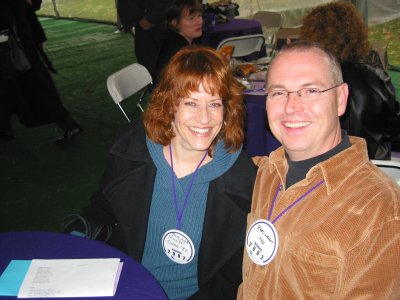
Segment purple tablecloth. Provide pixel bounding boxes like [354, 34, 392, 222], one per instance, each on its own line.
[203, 18, 263, 49]
[0, 231, 167, 300]
[244, 94, 281, 156]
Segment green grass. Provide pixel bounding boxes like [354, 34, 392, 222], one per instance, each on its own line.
[369, 18, 400, 66]
[39, 0, 117, 23]
[389, 70, 400, 101]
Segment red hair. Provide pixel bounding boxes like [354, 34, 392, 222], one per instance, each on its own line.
[143, 45, 245, 153]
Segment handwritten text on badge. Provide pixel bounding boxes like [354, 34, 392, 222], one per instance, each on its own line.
[246, 219, 278, 266]
[162, 229, 195, 264]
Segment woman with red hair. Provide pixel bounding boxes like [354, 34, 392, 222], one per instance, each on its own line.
[71, 45, 256, 299]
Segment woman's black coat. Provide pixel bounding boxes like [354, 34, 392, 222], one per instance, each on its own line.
[82, 123, 257, 299]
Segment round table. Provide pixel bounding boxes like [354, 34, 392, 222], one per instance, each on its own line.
[244, 93, 281, 156]
[0, 231, 167, 300]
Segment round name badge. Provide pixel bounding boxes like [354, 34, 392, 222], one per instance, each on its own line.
[162, 229, 195, 264]
[246, 219, 279, 266]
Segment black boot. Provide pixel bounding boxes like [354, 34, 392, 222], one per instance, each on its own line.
[56, 116, 83, 144]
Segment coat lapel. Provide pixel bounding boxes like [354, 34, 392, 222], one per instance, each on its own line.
[197, 157, 251, 285]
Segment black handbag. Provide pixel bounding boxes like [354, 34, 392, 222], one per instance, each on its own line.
[0, 24, 31, 80]
[62, 214, 114, 242]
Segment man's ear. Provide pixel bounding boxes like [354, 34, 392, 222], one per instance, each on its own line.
[337, 83, 349, 117]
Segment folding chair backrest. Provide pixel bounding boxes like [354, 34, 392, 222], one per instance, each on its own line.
[216, 34, 265, 58]
[371, 159, 400, 185]
[106, 63, 152, 122]
[252, 11, 285, 28]
[252, 11, 285, 56]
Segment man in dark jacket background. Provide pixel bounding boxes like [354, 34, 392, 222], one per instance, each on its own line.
[117, 0, 169, 79]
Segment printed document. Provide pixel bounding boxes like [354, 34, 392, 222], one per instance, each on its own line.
[17, 258, 122, 298]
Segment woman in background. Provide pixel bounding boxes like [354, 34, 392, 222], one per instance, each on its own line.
[153, 0, 203, 83]
[300, 1, 399, 159]
[69, 46, 256, 299]
[0, 0, 82, 142]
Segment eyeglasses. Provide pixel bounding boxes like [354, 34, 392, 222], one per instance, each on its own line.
[266, 84, 343, 103]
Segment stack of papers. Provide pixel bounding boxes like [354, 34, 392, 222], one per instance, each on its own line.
[0, 258, 122, 298]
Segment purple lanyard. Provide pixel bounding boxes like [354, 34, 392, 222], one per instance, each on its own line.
[169, 144, 208, 230]
[267, 179, 325, 224]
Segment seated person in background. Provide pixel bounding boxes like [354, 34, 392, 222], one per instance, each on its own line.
[300, 1, 400, 160]
[238, 41, 400, 299]
[68, 46, 256, 300]
[153, 0, 203, 83]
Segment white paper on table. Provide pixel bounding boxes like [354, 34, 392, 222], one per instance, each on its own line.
[17, 258, 123, 298]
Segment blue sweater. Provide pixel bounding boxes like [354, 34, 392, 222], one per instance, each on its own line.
[142, 138, 240, 300]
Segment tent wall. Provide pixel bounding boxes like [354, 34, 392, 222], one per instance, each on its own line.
[205, 0, 400, 26]
[40, 0, 400, 27]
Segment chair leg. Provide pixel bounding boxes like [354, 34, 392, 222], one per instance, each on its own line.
[117, 103, 131, 122]
[136, 88, 151, 112]
[136, 91, 145, 112]
[137, 102, 145, 112]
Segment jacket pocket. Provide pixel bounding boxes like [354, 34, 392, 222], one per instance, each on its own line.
[281, 237, 340, 299]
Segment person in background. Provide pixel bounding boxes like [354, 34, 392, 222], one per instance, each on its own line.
[26, 0, 42, 12]
[153, 0, 203, 84]
[300, 1, 400, 160]
[117, 0, 169, 79]
[67, 46, 256, 299]
[237, 41, 400, 299]
[0, 0, 82, 142]
[114, 0, 125, 33]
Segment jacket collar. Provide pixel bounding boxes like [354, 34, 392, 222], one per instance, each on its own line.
[269, 136, 369, 195]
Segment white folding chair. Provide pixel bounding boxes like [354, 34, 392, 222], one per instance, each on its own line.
[252, 10, 285, 28]
[371, 159, 400, 185]
[106, 63, 152, 122]
[252, 11, 285, 56]
[216, 34, 265, 58]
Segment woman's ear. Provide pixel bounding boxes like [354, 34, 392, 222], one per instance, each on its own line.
[171, 19, 178, 30]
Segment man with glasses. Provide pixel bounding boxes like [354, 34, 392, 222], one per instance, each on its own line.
[237, 41, 400, 299]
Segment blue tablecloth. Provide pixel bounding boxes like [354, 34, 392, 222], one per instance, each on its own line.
[203, 18, 263, 49]
[0, 231, 167, 300]
[244, 93, 281, 157]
